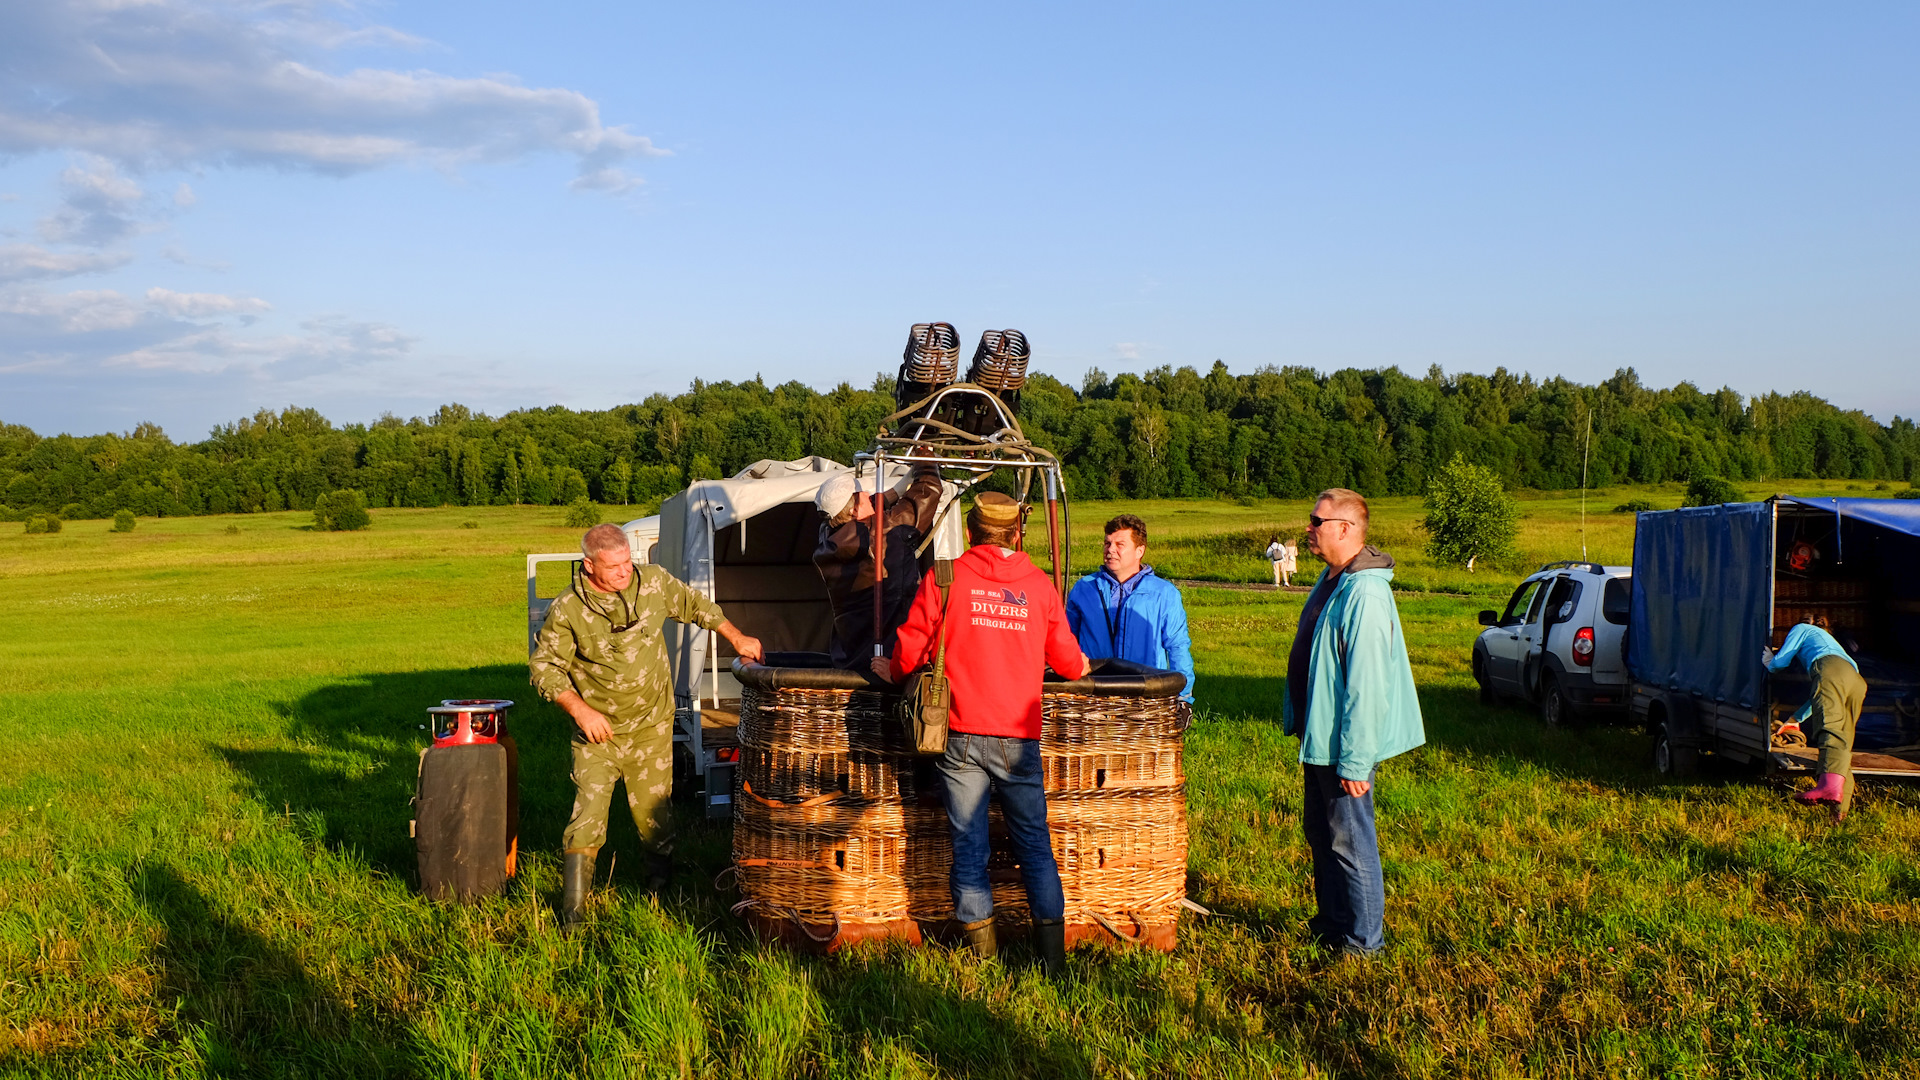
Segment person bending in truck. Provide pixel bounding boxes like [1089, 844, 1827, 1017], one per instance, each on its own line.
[876, 492, 1090, 976]
[1065, 513, 1196, 724]
[813, 464, 944, 672]
[1766, 614, 1867, 821]
[531, 523, 764, 930]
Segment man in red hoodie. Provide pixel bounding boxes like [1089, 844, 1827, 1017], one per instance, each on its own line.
[880, 491, 1089, 975]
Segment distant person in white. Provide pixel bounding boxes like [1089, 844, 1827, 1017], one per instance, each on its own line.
[1266, 535, 1298, 587]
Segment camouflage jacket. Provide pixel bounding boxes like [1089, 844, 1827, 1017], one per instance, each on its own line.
[530, 565, 727, 730]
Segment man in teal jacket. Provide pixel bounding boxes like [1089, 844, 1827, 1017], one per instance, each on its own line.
[1281, 488, 1425, 954]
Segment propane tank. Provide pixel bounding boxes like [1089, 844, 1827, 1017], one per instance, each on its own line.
[415, 698, 520, 901]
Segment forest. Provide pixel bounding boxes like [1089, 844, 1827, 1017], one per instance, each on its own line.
[3, 363, 1916, 520]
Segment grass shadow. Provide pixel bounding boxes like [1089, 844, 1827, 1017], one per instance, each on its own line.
[126, 862, 413, 1077]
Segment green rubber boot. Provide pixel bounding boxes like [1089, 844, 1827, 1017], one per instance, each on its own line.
[560, 850, 594, 933]
[961, 917, 998, 959]
[1033, 917, 1066, 978]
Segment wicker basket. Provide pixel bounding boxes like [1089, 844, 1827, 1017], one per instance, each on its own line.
[729, 657, 1188, 952]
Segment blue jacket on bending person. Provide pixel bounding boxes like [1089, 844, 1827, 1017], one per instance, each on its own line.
[1065, 514, 1195, 702]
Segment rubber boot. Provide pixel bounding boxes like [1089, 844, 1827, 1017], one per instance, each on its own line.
[1032, 917, 1066, 978]
[961, 917, 998, 959]
[645, 850, 674, 894]
[560, 850, 593, 933]
[1795, 772, 1846, 807]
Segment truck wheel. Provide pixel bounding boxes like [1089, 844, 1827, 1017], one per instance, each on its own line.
[1651, 721, 1699, 779]
[1540, 674, 1570, 728]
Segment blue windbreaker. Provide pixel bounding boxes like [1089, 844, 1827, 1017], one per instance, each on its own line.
[1769, 623, 1857, 723]
[1065, 566, 1195, 702]
[1280, 558, 1425, 781]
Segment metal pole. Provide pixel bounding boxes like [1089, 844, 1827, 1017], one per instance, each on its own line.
[1044, 467, 1065, 598]
[872, 452, 887, 664]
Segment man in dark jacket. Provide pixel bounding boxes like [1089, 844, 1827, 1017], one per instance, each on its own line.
[812, 464, 944, 671]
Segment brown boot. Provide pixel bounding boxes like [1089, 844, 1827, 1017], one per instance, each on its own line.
[961, 917, 998, 959]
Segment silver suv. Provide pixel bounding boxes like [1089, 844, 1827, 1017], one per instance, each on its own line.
[1472, 561, 1632, 726]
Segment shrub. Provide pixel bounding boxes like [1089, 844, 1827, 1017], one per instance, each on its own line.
[313, 490, 372, 531]
[60, 503, 85, 520]
[1897, 489, 1920, 500]
[461, 521, 480, 529]
[1423, 454, 1517, 570]
[1613, 499, 1655, 514]
[563, 497, 602, 529]
[224, 524, 241, 534]
[1683, 475, 1745, 507]
[24, 514, 61, 535]
[112, 509, 137, 532]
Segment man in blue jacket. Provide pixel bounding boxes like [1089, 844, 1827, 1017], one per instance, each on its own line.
[1065, 514, 1195, 720]
[1282, 488, 1425, 955]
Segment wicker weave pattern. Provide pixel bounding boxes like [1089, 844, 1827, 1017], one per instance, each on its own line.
[733, 679, 1186, 944]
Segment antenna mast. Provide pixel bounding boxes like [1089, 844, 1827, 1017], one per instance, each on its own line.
[1580, 406, 1592, 561]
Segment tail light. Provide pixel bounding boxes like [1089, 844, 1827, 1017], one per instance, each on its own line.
[1572, 627, 1595, 666]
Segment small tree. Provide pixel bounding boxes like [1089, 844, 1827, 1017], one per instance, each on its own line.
[314, 490, 372, 531]
[1423, 454, 1518, 571]
[112, 509, 137, 532]
[1683, 475, 1744, 507]
[563, 496, 602, 528]
[555, 467, 590, 505]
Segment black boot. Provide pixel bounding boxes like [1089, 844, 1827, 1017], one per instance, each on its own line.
[646, 850, 674, 894]
[560, 850, 593, 933]
[1033, 917, 1066, 978]
[961, 917, 998, 959]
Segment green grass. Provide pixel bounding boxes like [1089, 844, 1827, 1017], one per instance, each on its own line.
[3, 487, 1918, 1078]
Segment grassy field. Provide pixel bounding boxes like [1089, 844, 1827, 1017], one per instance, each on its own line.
[3, 482, 1918, 1078]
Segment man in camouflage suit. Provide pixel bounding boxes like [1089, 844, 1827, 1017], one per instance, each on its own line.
[532, 523, 763, 928]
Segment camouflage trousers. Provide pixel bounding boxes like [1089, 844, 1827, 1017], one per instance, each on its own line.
[563, 716, 675, 856]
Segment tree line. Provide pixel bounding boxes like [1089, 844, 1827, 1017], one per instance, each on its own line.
[3, 364, 1916, 521]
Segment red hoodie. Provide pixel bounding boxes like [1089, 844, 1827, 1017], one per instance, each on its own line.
[890, 544, 1087, 740]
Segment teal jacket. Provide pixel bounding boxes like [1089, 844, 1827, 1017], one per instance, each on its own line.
[1281, 553, 1426, 781]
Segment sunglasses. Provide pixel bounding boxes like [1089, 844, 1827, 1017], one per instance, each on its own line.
[1307, 514, 1352, 528]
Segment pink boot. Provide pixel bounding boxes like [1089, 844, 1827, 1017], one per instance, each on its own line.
[1795, 772, 1846, 807]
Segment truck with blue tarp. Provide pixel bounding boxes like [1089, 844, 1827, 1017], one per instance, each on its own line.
[1628, 496, 1920, 778]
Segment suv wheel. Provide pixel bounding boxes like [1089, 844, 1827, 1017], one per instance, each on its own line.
[1651, 720, 1699, 778]
[1540, 674, 1570, 728]
[1473, 651, 1495, 706]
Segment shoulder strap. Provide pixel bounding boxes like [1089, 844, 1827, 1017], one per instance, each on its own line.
[931, 559, 955, 677]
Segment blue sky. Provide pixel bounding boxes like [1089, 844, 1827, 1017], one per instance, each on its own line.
[2, 2, 1915, 439]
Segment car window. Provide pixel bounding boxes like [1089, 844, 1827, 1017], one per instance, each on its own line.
[1525, 579, 1555, 625]
[1502, 579, 1542, 624]
[1602, 577, 1631, 625]
[1544, 577, 1583, 624]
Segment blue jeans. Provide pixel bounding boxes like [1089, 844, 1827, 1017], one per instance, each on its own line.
[938, 732, 1065, 925]
[1301, 764, 1385, 953]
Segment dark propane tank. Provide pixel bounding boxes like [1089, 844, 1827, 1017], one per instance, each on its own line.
[414, 699, 520, 901]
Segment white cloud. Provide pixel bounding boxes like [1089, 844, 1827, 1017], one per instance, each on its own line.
[174, 183, 197, 209]
[37, 156, 149, 246]
[145, 287, 270, 318]
[0, 0, 668, 192]
[0, 243, 132, 283]
[1112, 342, 1148, 360]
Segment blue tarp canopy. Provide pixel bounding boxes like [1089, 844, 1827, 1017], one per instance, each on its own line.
[1628, 502, 1774, 710]
[1777, 496, 1920, 539]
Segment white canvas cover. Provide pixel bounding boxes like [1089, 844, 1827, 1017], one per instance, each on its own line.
[658, 456, 967, 705]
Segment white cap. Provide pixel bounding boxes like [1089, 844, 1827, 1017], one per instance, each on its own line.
[815, 473, 858, 517]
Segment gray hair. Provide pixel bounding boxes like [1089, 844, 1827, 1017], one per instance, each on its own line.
[581, 523, 629, 558]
